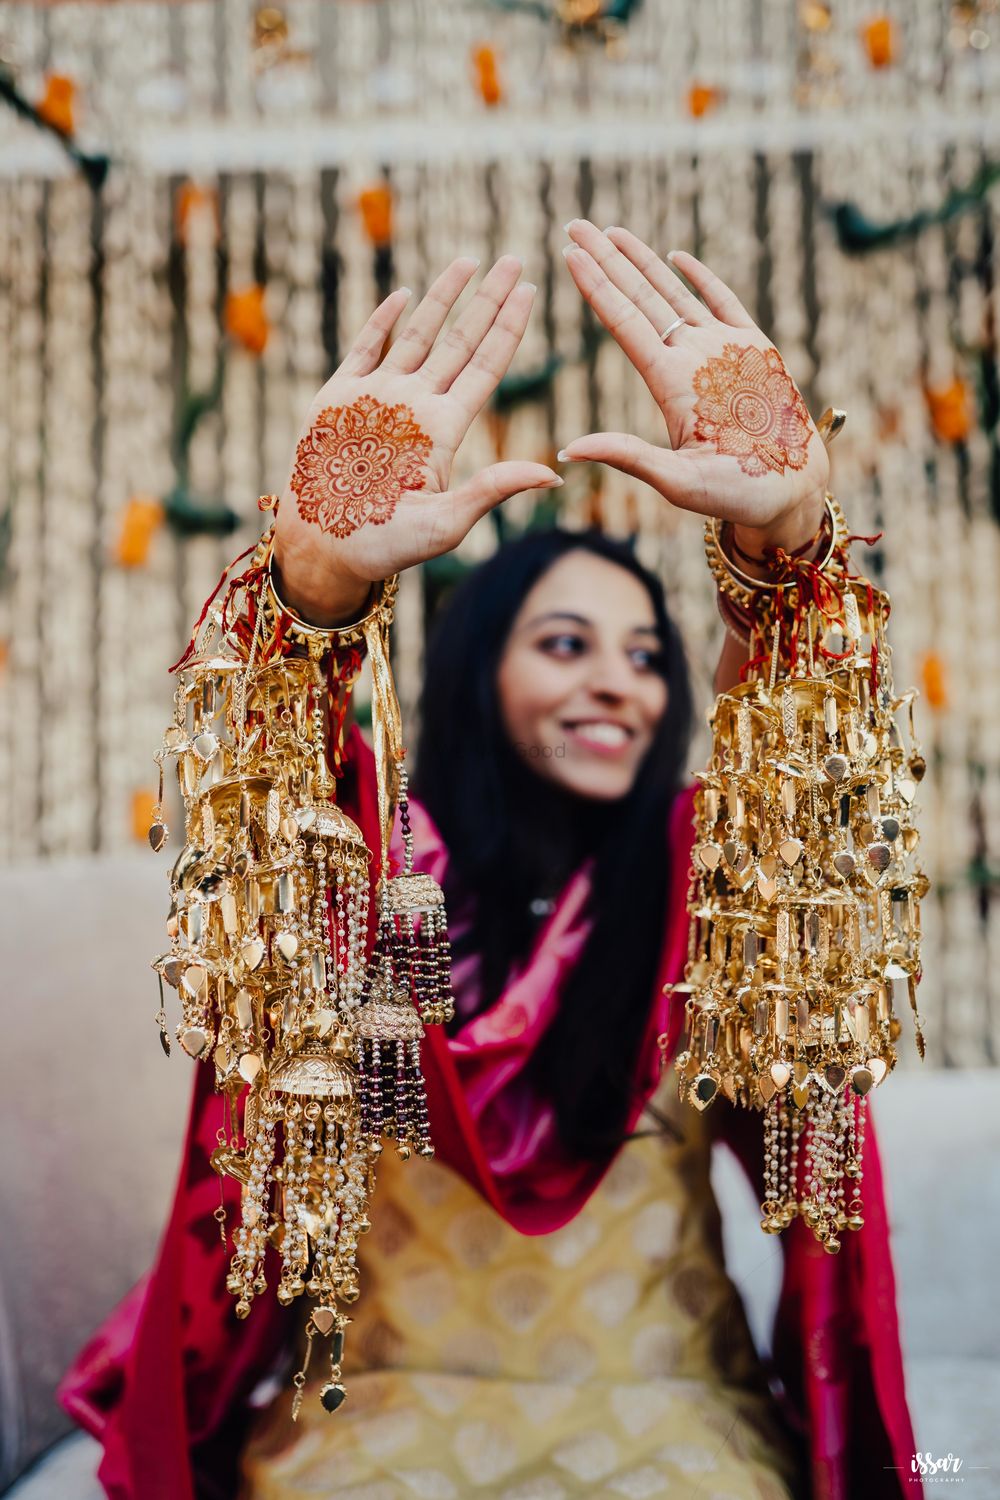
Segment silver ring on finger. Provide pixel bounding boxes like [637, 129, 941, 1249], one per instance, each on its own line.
[660, 315, 686, 343]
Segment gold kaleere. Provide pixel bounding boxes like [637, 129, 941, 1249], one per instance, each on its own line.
[148, 508, 452, 1410]
[665, 423, 929, 1255]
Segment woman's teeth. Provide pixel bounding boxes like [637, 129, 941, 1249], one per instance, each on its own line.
[570, 722, 630, 747]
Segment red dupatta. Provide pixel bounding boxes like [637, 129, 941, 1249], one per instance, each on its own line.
[59, 725, 922, 1500]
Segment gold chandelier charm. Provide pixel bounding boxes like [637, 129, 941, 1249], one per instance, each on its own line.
[664, 447, 928, 1254]
[149, 511, 452, 1411]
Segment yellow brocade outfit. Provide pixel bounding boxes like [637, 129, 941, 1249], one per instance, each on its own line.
[239, 1067, 804, 1500]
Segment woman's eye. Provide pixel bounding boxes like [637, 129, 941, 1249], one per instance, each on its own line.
[628, 646, 663, 671]
[538, 633, 586, 657]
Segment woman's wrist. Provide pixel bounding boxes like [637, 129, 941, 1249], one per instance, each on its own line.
[271, 537, 374, 629]
[729, 487, 827, 581]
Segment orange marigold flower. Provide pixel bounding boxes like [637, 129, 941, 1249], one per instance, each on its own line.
[37, 74, 76, 136]
[862, 16, 896, 69]
[115, 495, 164, 568]
[919, 651, 948, 712]
[291, 395, 433, 538]
[358, 184, 393, 248]
[687, 83, 721, 119]
[225, 285, 269, 355]
[924, 379, 972, 445]
[472, 45, 504, 107]
[692, 344, 812, 476]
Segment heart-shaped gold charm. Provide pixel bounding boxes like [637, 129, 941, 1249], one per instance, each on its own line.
[312, 1306, 336, 1336]
[824, 1063, 846, 1091]
[758, 1074, 777, 1103]
[866, 843, 891, 872]
[275, 931, 298, 963]
[241, 937, 265, 971]
[897, 778, 916, 805]
[180, 1026, 210, 1058]
[791, 1082, 810, 1109]
[902, 827, 920, 852]
[160, 955, 184, 988]
[759, 854, 778, 879]
[770, 1061, 791, 1088]
[690, 1073, 719, 1109]
[833, 851, 856, 878]
[881, 816, 900, 842]
[824, 754, 849, 783]
[239, 1052, 262, 1083]
[279, 815, 298, 843]
[779, 838, 803, 866]
[867, 1057, 888, 1085]
[697, 842, 722, 871]
[757, 873, 778, 902]
[850, 1065, 874, 1095]
[723, 839, 739, 867]
[182, 964, 208, 997]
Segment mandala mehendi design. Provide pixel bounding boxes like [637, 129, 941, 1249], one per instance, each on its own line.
[291, 395, 433, 537]
[692, 344, 812, 477]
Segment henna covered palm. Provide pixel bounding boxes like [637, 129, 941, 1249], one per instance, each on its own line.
[559, 221, 828, 534]
[274, 256, 561, 620]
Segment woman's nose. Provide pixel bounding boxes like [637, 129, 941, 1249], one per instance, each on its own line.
[584, 650, 632, 701]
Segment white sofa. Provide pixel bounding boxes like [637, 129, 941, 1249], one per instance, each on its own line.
[2, 857, 998, 1498]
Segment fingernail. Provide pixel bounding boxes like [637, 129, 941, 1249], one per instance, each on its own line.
[666, 250, 679, 262]
[463, 256, 481, 269]
[563, 219, 580, 232]
[561, 245, 579, 260]
[522, 282, 537, 293]
[557, 449, 572, 462]
[398, 286, 413, 298]
[603, 225, 621, 235]
[537, 475, 564, 487]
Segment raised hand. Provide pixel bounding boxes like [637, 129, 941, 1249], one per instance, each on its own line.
[273, 255, 561, 624]
[559, 221, 828, 545]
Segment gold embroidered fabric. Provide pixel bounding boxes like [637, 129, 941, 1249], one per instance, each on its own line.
[239, 1071, 803, 1500]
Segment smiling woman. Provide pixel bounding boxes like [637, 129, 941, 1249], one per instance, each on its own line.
[61, 236, 922, 1500]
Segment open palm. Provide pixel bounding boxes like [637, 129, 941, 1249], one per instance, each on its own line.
[560, 221, 829, 532]
[274, 256, 560, 607]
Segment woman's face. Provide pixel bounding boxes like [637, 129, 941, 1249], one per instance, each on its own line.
[496, 550, 669, 802]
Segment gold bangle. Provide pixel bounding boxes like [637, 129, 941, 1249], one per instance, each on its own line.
[253, 526, 400, 651]
[705, 492, 848, 611]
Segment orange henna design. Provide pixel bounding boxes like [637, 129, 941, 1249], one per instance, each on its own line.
[692, 344, 812, 477]
[291, 394, 432, 537]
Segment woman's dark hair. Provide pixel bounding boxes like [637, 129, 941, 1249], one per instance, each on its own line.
[412, 528, 694, 1161]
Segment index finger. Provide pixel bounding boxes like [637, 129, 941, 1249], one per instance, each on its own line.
[562, 244, 668, 400]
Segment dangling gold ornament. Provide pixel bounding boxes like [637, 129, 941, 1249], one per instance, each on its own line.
[664, 418, 928, 1255]
[149, 507, 452, 1410]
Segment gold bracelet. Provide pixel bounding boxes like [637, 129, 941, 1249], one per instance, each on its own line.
[705, 492, 848, 611]
[254, 525, 400, 652]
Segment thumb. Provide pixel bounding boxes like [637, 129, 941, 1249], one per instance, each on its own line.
[442, 461, 563, 538]
[558, 432, 697, 507]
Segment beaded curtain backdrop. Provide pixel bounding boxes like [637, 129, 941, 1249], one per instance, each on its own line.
[1, 0, 1000, 1072]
